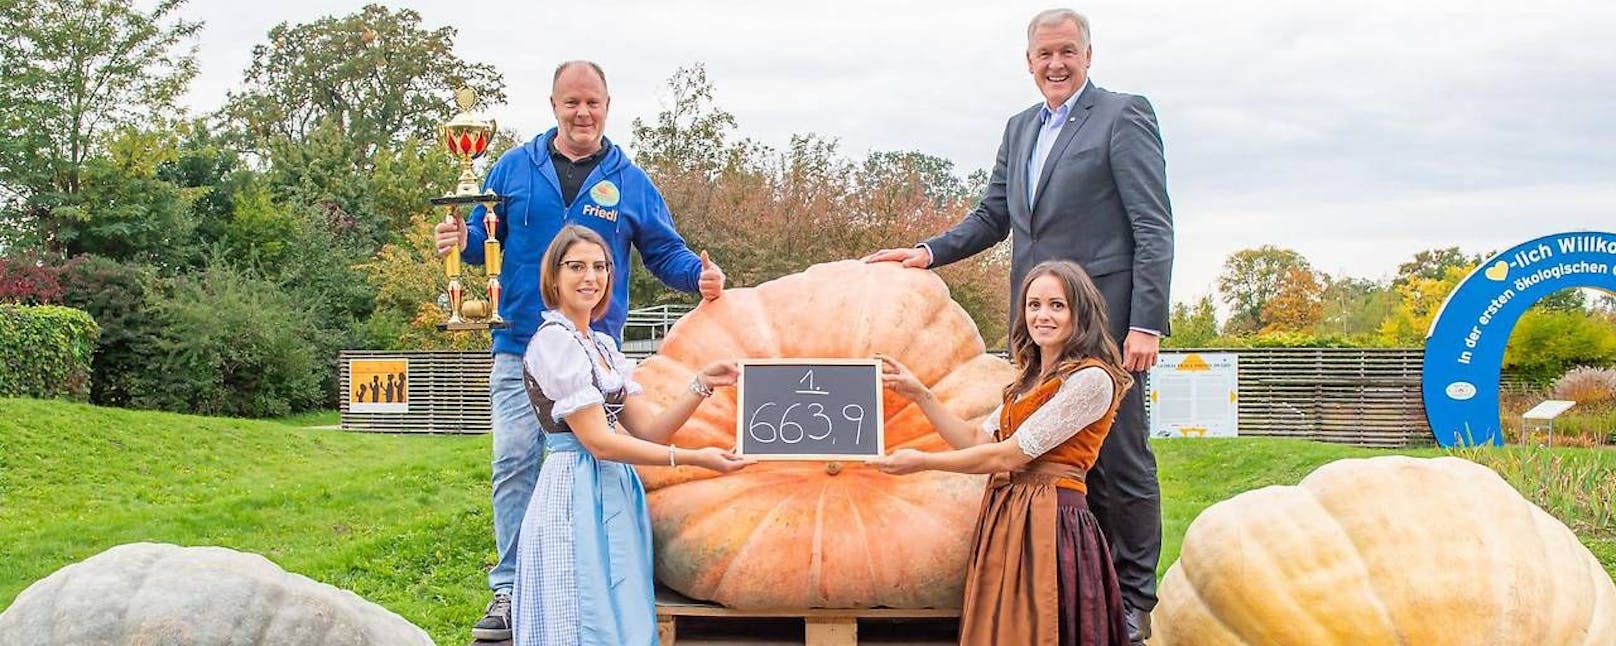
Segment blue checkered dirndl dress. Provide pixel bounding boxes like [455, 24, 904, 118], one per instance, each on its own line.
[513, 316, 657, 645]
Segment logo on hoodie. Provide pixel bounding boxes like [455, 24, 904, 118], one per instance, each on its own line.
[583, 180, 621, 222]
[589, 180, 621, 207]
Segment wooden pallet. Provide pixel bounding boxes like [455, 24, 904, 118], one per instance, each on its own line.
[655, 587, 959, 645]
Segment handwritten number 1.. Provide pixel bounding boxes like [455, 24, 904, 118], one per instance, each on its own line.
[797, 370, 828, 395]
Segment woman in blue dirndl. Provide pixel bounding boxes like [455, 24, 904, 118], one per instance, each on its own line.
[513, 225, 754, 646]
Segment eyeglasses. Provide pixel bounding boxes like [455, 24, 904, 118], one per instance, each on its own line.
[560, 260, 612, 274]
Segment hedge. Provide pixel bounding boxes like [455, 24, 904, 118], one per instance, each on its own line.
[0, 305, 100, 401]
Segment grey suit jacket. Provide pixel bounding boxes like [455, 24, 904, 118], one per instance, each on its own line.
[925, 82, 1173, 335]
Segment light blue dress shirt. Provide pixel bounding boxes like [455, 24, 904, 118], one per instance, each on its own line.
[1026, 85, 1086, 207]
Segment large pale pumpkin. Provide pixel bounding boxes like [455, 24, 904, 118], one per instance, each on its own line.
[1152, 456, 1616, 645]
[0, 543, 432, 645]
[631, 260, 1014, 609]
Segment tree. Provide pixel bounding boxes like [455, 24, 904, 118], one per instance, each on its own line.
[857, 151, 973, 209]
[256, 119, 458, 251]
[1258, 266, 1326, 333]
[1164, 295, 1219, 348]
[216, 176, 301, 269]
[964, 168, 991, 203]
[1380, 265, 1471, 346]
[160, 120, 249, 254]
[627, 66, 1010, 345]
[221, 4, 505, 168]
[1535, 287, 1588, 312]
[51, 125, 199, 265]
[222, 4, 491, 250]
[1395, 247, 1478, 286]
[1390, 246, 1583, 314]
[1216, 246, 1314, 335]
[1317, 275, 1398, 338]
[629, 63, 761, 177]
[0, 2, 32, 218]
[1596, 292, 1616, 320]
[0, 0, 200, 253]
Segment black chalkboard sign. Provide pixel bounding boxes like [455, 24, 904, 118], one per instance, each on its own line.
[736, 359, 885, 460]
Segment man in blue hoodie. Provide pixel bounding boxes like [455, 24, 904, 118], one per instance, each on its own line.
[435, 60, 724, 642]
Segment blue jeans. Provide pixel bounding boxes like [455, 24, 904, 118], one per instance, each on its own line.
[489, 352, 544, 594]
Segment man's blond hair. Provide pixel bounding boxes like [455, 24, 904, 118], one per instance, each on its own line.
[1027, 9, 1091, 48]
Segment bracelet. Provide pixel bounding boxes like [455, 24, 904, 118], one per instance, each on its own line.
[668, 444, 678, 467]
[689, 376, 714, 398]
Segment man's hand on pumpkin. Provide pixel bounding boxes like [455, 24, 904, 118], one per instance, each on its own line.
[860, 246, 931, 268]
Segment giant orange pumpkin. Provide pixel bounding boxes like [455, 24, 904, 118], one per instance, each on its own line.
[631, 260, 1015, 609]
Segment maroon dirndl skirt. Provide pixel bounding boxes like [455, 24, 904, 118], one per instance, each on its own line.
[1056, 488, 1129, 646]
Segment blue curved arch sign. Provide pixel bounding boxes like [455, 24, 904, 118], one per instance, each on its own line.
[1422, 231, 1616, 446]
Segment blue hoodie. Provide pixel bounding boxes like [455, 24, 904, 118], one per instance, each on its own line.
[460, 129, 703, 355]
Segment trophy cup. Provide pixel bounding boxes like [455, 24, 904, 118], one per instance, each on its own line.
[430, 88, 507, 331]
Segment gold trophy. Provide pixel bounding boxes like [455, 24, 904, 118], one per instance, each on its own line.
[430, 88, 507, 330]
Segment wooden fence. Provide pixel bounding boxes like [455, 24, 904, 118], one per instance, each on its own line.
[339, 347, 1434, 447]
[1165, 348, 1430, 448]
[339, 350, 494, 433]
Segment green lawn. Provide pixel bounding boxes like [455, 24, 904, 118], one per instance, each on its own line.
[0, 398, 493, 644]
[271, 408, 341, 427]
[1, 398, 1611, 645]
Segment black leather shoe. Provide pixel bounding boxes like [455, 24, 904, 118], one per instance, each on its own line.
[1125, 606, 1152, 645]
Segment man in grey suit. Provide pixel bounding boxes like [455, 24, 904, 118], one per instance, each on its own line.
[864, 8, 1172, 643]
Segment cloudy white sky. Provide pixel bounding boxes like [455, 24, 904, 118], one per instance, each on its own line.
[174, 0, 1616, 304]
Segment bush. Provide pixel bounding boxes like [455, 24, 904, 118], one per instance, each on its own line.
[1552, 367, 1616, 407]
[0, 253, 72, 305]
[134, 264, 325, 418]
[0, 305, 99, 401]
[1221, 331, 1395, 349]
[1505, 309, 1616, 384]
[58, 256, 164, 407]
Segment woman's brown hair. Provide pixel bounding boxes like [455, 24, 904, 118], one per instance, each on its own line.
[539, 225, 614, 322]
[1003, 260, 1134, 399]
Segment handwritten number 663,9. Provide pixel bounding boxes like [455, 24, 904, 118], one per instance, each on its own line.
[747, 401, 865, 445]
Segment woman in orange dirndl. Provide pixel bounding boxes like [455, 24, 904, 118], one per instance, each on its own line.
[872, 260, 1133, 646]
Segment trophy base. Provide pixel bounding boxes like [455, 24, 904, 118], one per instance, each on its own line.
[438, 320, 512, 331]
[430, 194, 502, 207]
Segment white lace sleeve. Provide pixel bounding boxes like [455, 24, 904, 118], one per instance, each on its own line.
[1014, 367, 1115, 458]
[523, 326, 604, 421]
[599, 332, 644, 396]
[979, 404, 1002, 438]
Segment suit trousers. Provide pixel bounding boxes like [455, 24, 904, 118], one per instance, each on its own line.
[1085, 270, 1163, 612]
